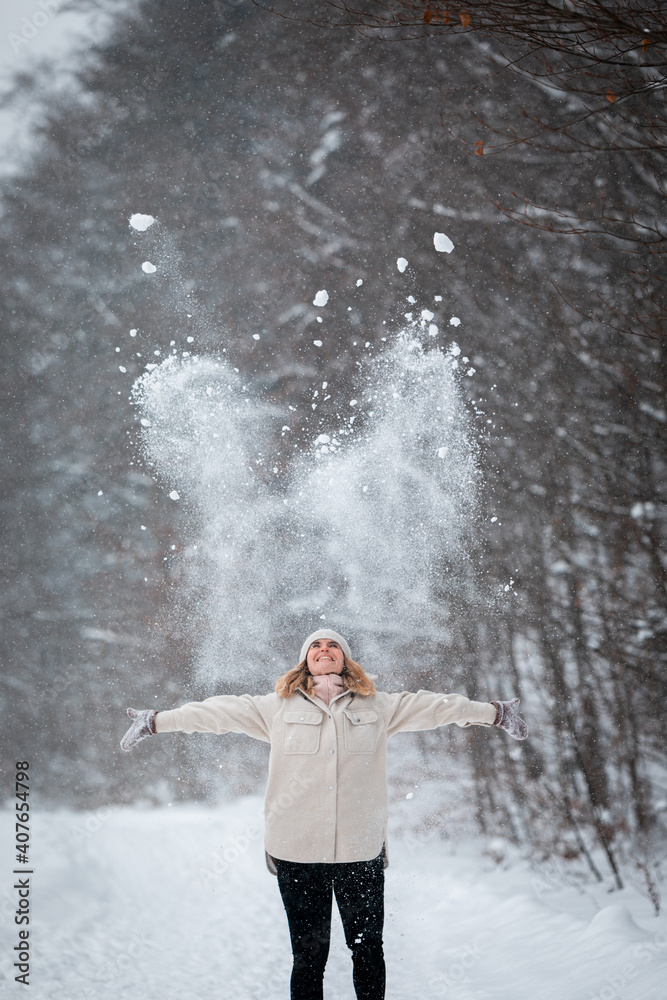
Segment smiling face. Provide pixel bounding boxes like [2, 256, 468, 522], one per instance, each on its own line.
[306, 638, 345, 675]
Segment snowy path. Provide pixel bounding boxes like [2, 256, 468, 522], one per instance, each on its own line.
[1, 798, 665, 999]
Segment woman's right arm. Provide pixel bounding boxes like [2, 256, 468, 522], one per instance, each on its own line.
[120, 693, 274, 751]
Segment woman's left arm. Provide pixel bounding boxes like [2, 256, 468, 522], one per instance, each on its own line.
[383, 690, 528, 740]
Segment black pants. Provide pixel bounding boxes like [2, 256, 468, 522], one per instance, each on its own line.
[277, 853, 386, 1000]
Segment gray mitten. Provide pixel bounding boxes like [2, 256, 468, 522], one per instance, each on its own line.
[120, 708, 157, 751]
[491, 698, 528, 741]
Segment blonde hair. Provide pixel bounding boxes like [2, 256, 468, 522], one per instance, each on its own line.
[275, 656, 376, 699]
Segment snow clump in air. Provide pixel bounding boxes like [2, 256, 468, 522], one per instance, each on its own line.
[434, 232, 455, 253]
[313, 290, 329, 307]
[129, 214, 156, 231]
[134, 337, 481, 685]
[142, 261, 157, 273]
[396, 258, 408, 273]
[449, 316, 461, 327]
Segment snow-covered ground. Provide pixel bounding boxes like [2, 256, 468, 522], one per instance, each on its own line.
[0, 796, 665, 999]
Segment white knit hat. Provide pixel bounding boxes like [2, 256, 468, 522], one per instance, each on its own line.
[300, 629, 352, 664]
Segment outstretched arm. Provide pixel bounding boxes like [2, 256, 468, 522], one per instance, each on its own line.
[120, 693, 274, 751]
[384, 691, 528, 741]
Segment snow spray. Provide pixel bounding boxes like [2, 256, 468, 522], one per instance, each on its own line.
[133, 332, 482, 686]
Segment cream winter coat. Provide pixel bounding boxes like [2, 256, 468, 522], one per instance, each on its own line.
[155, 688, 496, 872]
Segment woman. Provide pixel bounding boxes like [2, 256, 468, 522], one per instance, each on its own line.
[121, 628, 528, 1000]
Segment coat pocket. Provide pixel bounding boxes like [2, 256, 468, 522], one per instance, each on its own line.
[343, 709, 379, 753]
[282, 711, 323, 754]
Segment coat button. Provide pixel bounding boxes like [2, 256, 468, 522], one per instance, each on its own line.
[330, 749, 335, 754]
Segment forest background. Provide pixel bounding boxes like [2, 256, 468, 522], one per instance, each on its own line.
[1, 0, 665, 900]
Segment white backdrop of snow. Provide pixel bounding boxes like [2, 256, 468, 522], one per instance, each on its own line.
[1, 800, 664, 999]
[0, 0, 120, 176]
